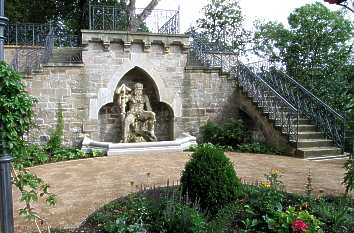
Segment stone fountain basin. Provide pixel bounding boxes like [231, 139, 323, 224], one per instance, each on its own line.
[82, 133, 197, 156]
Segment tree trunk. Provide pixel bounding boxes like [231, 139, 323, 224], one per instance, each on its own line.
[127, 0, 161, 32]
[127, 0, 137, 31]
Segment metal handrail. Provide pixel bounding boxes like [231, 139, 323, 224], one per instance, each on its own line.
[241, 63, 297, 112]
[234, 63, 299, 142]
[278, 70, 344, 119]
[89, 3, 180, 34]
[188, 33, 299, 142]
[158, 10, 180, 34]
[249, 60, 345, 150]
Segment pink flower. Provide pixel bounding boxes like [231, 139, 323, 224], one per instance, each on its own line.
[291, 219, 309, 232]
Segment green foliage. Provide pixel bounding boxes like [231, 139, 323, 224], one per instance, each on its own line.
[0, 62, 56, 220]
[160, 201, 207, 233]
[310, 197, 354, 233]
[13, 143, 49, 168]
[0, 62, 36, 149]
[90, 188, 206, 233]
[237, 142, 281, 154]
[46, 103, 64, 155]
[200, 120, 249, 148]
[343, 156, 354, 194]
[180, 144, 241, 215]
[194, 0, 249, 54]
[6, 0, 57, 23]
[253, 2, 354, 111]
[84, 185, 354, 233]
[207, 202, 246, 233]
[265, 206, 324, 233]
[199, 120, 281, 155]
[6, 0, 151, 36]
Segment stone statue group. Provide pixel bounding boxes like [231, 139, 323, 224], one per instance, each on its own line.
[115, 82, 157, 143]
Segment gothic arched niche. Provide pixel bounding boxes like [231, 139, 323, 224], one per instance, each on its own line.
[98, 67, 174, 142]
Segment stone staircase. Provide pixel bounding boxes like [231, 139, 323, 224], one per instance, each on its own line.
[239, 78, 345, 160]
[293, 120, 344, 160]
[187, 31, 346, 161]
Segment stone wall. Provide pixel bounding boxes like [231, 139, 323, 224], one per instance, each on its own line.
[12, 31, 293, 153]
[180, 67, 240, 137]
[181, 66, 294, 153]
[80, 30, 189, 141]
[23, 64, 87, 146]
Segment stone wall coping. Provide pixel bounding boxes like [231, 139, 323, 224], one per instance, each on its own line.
[81, 30, 189, 39]
[43, 63, 85, 67]
[185, 66, 223, 73]
[5, 45, 44, 49]
[81, 30, 190, 49]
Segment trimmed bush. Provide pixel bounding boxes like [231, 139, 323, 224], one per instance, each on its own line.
[180, 144, 241, 215]
[200, 119, 249, 148]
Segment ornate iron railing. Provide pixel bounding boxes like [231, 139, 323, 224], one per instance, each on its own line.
[249, 60, 346, 150]
[4, 22, 79, 47]
[158, 10, 179, 34]
[5, 23, 50, 46]
[188, 33, 239, 71]
[234, 63, 299, 142]
[89, 4, 180, 34]
[10, 28, 54, 73]
[188, 33, 299, 142]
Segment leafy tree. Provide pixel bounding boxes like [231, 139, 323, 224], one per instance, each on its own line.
[6, 0, 162, 34]
[6, 0, 57, 23]
[253, 2, 354, 111]
[192, 0, 249, 54]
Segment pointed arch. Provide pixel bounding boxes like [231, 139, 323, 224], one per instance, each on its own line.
[90, 61, 174, 120]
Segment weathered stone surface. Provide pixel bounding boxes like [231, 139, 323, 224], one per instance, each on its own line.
[8, 31, 292, 151]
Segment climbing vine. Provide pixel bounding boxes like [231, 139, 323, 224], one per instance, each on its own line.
[0, 62, 56, 225]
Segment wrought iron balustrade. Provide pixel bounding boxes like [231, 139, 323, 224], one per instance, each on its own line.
[89, 4, 180, 34]
[4, 22, 79, 47]
[11, 28, 54, 73]
[4, 23, 50, 46]
[234, 63, 299, 142]
[158, 10, 179, 34]
[188, 33, 299, 142]
[248, 60, 346, 150]
[188, 32, 239, 72]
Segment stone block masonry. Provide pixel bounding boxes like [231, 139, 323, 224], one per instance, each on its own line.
[12, 30, 295, 153]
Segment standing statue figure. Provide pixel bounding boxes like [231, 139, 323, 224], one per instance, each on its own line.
[115, 82, 157, 143]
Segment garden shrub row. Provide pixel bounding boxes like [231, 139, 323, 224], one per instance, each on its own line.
[76, 144, 354, 233]
[199, 120, 282, 154]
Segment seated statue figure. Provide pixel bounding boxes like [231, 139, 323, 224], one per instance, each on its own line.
[116, 82, 157, 143]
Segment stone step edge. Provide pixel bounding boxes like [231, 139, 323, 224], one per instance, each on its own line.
[306, 154, 348, 161]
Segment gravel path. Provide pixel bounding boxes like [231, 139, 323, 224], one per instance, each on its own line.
[13, 152, 349, 232]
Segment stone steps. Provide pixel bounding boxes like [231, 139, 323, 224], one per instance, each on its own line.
[297, 131, 325, 139]
[235, 75, 344, 160]
[306, 154, 349, 161]
[296, 139, 333, 148]
[296, 147, 342, 158]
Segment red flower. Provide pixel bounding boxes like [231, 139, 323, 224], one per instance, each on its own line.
[291, 219, 309, 232]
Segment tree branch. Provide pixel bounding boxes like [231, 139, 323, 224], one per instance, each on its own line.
[338, 2, 354, 12]
[138, 0, 161, 21]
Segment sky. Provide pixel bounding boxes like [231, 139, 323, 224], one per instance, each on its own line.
[136, 0, 352, 32]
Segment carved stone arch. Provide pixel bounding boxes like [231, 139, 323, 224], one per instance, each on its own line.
[97, 66, 175, 142]
[93, 61, 174, 120]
